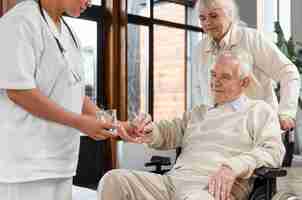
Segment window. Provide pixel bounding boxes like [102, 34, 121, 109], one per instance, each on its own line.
[154, 2, 185, 24]
[278, 0, 291, 40]
[64, 18, 98, 103]
[128, 0, 150, 17]
[64, 2, 106, 106]
[127, 24, 149, 119]
[127, 0, 203, 121]
[153, 25, 186, 120]
[91, 0, 102, 6]
[261, 0, 291, 40]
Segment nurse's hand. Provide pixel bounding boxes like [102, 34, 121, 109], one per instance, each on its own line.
[76, 115, 116, 140]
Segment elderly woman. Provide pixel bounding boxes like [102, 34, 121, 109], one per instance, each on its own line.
[192, 0, 300, 131]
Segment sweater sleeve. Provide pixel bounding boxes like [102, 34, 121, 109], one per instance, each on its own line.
[148, 105, 208, 150]
[252, 31, 300, 119]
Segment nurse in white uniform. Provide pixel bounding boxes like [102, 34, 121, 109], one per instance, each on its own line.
[0, 0, 115, 199]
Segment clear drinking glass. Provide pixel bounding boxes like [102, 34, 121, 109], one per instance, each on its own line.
[96, 109, 117, 134]
[129, 112, 152, 131]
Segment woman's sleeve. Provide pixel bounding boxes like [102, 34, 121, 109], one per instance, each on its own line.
[0, 18, 37, 90]
[252, 31, 300, 118]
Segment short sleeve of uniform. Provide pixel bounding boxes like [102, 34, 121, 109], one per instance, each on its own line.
[0, 17, 37, 89]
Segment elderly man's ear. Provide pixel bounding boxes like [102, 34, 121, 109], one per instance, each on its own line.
[240, 77, 251, 88]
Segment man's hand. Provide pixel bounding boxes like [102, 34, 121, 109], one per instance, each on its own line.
[208, 165, 236, 200]
[116, 122, 142, 143]
[279, 116, 295, 131]
[117, 113, 154, 143]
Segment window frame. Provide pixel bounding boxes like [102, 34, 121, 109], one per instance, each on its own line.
[70, 2, 107, 108]
[127, 0, 203, 118]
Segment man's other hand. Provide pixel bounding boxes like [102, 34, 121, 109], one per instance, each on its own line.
[208, 165, 236, 200]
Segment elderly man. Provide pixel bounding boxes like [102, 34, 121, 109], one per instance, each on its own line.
[192, 0, 300, 131]
[98, 51, 285, 200]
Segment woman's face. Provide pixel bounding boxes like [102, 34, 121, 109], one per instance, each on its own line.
[63, 0, 91, 17]
[199, 7, 232, 41]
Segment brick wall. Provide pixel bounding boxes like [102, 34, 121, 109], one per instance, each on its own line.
[140, 2, 186, 121]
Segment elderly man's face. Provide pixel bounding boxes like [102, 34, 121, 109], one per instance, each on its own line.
[210, 56, 248, 104]
[199, 7, 232, 42]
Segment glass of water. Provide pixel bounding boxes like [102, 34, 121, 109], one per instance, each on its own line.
[129, 112, 152, 131]
[96, 109, 117, 134]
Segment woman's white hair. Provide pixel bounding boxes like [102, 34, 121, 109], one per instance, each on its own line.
[198, 0, 240, 24]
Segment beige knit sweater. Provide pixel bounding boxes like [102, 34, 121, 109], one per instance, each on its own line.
[148, 96, 285, 179]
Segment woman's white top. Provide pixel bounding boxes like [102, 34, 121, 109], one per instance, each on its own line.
[0, 0, 85, 183]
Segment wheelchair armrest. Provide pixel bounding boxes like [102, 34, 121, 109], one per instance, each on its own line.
[145, 156, 172, 174]
[254, 166, 287, 179]
[145, 156, 171, 167]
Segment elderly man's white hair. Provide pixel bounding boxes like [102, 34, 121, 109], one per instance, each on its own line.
[198, 0, 240, 24]
[216, 49, 253, 79]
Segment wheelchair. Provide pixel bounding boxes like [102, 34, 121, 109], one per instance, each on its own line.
[145, 130, 295, 200]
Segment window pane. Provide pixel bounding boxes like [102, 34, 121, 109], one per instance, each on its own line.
[64, 17, 98, 103]
[263, 0, 278, 34]
[128, 0, 149, 17]
[128, 24, 149, 119]
[154, 26, 185, 121]
[187, 4, 201, 27]
[279, 0, 291, 40]
[187, 30, 202, 110]
[91, 0, 102, 6]
[154, 2, 185, 24]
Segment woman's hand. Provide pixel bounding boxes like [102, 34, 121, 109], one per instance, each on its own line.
[279, 115, 295, 131]
[75, 115, 116, 140]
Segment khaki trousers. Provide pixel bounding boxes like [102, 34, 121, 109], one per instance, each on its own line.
[98, 169, 250, 200]
[0, 178, 72, 200]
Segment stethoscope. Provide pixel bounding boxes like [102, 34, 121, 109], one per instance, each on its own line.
[38, 0, 82, 82]
[38, 0, 79, 53]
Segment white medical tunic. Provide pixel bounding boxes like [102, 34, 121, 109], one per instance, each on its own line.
[0, 0, 85, 183]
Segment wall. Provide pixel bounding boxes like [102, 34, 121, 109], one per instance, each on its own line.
[292, 0, 302, 50]
[292, 0, 302, 154]
[236, 0, 257, 28]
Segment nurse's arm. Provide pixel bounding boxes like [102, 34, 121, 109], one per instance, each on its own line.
[6, 88, 114, 140]
[82, 96, 100, 116]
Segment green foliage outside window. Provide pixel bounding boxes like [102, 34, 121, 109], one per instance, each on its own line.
[275, 21, 302, 74]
